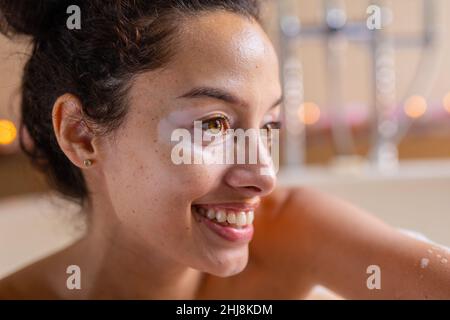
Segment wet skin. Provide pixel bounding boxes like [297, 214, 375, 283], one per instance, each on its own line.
[0, 11, 449, 299]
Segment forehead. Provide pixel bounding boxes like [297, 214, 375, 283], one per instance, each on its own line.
[179, 12, 274, 67]
[167, 11, 280, 96]
[128, 11, 281, 119]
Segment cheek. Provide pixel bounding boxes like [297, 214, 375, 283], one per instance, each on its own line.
[102, 132, 225, 222]
[103, 142, 228, 250]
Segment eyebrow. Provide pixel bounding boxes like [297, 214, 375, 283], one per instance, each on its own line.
[177, 86, 284, 110]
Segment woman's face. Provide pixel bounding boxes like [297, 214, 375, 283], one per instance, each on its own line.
[95, 12, 282, 276]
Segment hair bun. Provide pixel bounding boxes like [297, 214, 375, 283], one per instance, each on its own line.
[0, 0, 75, 39]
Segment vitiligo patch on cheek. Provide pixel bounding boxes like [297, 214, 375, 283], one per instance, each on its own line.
[168, 130, 280, 175]
[157, 104, 280, 176]
[157, 117, 177, 146]
[171, 138, 221, 165]
[157, 116, 226, 166]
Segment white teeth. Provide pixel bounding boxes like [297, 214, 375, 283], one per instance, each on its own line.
[236, 212, 247, 226]
[196, 206, 255, 226]
[206, 209, 216, 220]
[227, 212, 237, 224]
[247, 211, 254, 224]
[216, 210, 227, 223]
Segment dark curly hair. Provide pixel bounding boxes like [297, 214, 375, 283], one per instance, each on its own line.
[0, 0, 261, 204]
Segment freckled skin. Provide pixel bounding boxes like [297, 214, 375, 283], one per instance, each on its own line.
[0, 12, 449, 300]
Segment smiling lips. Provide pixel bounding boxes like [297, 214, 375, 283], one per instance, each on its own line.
[192, 203, 258, 242]
[196, 206, 254, 227]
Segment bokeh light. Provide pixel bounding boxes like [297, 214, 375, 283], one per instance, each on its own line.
[298, 102, 321, 125]
[443, 92, 450, 114]
[403, 95, 427, 119]
[0, 119, 17, 145]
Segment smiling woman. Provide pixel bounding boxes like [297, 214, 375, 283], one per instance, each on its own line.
[0, 0, 449, 300]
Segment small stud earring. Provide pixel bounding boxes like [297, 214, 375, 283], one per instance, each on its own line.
[83, 159, 93, 167]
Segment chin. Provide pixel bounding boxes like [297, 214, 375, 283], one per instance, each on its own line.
[201, 247, 250, 277]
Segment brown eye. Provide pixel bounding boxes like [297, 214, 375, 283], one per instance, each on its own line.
[202, 116, 230, 135]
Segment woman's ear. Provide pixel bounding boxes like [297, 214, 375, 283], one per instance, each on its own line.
[52, 93, 97, 168]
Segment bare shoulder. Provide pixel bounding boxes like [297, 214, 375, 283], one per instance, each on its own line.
[252, 186, 332, 260]
[0, 267, 38, 299]
[269, 186, 450, 299]
[251, 185, 389, 293]
[0, 255, 64, 299]
[245, 186, 326, 297]
[272, 185, 394, 240]
[257, 185, 338, 223]
[0, 273, 21, 299]
[252, 186, 317, 253]
[254, 186, 332, 243]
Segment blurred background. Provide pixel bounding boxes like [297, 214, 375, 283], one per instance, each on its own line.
[264, 0, 450, 166]
[0, 0, 449, 296]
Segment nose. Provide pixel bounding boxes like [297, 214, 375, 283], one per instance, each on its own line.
[224, 164, 277, 198]
[223, 127, 278, 197]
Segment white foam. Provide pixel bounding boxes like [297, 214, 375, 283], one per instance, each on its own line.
[420, 258, 430, 269]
